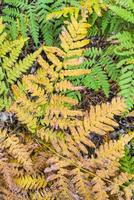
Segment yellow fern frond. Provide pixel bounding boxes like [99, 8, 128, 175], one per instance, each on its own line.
[63, 57, 85, 68]
[80, 0, 107, 16]
[37, 55, 50, 71]
[22, 76, 47, 105]
[45, 94, 83, 119]
[14, 175, 47, 190]
[45, 52, 62, 70]
[43, 46, 66, 58]
[0, 17, 7, 45]
[0, 39, 25, 58]
[52, 95, 78, 105]
[60, 16, 90, 54]
[7, 47, 42, 84]
[2, 38, 27, 70]
[84, 97, 126, 135]
[10, 102, 37, 132]
[46, 7, 79, 20]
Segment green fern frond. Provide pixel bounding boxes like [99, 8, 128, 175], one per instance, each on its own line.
[119, 64, 134, 110]
[83, 65, 110, 97]
[81, 47, 118, 96]
[27, 5, 39, 46]
[109, 5, 134, 24]
[120, 146, 134, 174]
[110, 31, 134, 110]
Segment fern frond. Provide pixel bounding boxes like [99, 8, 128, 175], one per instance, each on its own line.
[109, 5, 134, 24]
[45, 157, 73, 199]
[91, 177, 109, 200]
[46, 7, 79, 20]
[80, 0, 107, 16]
[124, 186, 134, 200]
[120, 146, 134, 174]
[27, 5, 39, 46]
[0, 187, 26, 200]
[83, 97, 126, 135]
[7, 48, 42, 84]
[110, 172, 134, 195]
[2, 37, 27, 70]
[15, 175, 47, 190]
[42, 21, 53, 46]
[60, 15, 90, 54]
[111, 31, 134, 110]
[0, 130, 33, 172]
[29, 188, 53, 200]
[55, 80, 84, 92]
[119, 64, 134, 110]
[9, 98, 38, 132]
[71, 167, 91, 200]
[93, 134, 134, 165]
[82, 65, 109, 97]
[0, 18, 43, 110]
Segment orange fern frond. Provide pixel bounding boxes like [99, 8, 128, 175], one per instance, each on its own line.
[84, 97, 126, 135]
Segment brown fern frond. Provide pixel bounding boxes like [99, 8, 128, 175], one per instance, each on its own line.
[91, 177, 109, 200]
[0, 162, 23, 195]
[45, 157, 73, 200]
[0, 130, 33, 172]
[33, 152, 49, 172]
[29, 188, 53, 200]
[0, 187, 27, 200]
[71, 167, 91, 200]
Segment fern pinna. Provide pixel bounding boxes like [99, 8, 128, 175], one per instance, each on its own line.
[0, 18, 42, 110]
